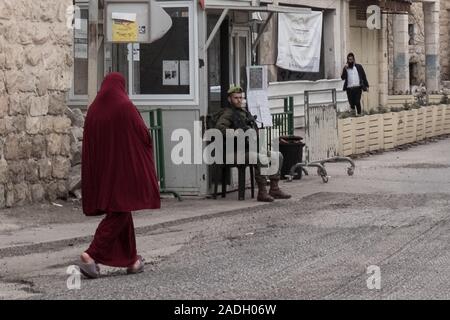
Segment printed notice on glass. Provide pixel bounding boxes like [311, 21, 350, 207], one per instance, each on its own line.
[112, 12, 138, 43]
[74, 18, 88, 59]
[132, 43, 140, 62]
[246, 66, 272, 127]
[179, 60, 190, 86]
[163, 60, 179, 86]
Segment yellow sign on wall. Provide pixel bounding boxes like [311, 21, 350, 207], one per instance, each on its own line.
[112, 19, 138, 42]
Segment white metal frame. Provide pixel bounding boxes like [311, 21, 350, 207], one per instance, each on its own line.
[128, 1, 199, 105]
[229, 26, 251, 88]
[69, 1, 89, 104]
[68, 0, 199, 107]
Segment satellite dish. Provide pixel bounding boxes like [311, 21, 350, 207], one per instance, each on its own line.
[149, 0, 173, 43]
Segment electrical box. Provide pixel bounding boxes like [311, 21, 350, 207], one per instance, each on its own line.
[105, 0, 172, 43]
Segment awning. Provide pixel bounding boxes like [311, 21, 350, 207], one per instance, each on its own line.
[350, 0, 412, 14]
[200, 0, 311, 13]
[203, 0, 312, 51]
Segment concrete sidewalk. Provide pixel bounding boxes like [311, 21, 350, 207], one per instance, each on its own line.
[1, 135, 449, 258]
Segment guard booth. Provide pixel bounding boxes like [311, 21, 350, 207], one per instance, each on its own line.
[74, 0, 307, 196]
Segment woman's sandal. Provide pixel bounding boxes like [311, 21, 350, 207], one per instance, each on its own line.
[127, 255, 145, 274]
[78, 261, 100, 279]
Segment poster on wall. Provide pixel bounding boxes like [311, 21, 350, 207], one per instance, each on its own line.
[276, 11, 323, 72]
[162, 60, 179, 86]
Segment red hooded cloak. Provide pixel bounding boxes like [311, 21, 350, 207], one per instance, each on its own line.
[81, 73, 161, 216]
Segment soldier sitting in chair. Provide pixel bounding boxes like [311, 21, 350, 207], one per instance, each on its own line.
[215, 85, 291, 202]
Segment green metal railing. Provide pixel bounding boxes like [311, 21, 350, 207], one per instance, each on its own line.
[264, 96, 295, 151]
[140, 109, 181, 201]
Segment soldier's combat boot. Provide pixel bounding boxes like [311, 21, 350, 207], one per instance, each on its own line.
[257, 179, 274, 202]
[269, 178, 291, 199]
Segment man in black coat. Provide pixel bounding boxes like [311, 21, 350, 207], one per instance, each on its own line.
[341, 53, 369, 115]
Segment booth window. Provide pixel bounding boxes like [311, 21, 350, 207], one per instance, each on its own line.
[104, 1, 196, 100]
[72, 4, 89, 97]
[133, 7, 190, 95]
[72, 0, 196, 103]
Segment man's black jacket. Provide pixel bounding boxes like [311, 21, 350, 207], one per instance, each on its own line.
[341, 64, 369, 91]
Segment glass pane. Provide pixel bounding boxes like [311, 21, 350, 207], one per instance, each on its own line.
[133, 7, 190, 95]
[207, 15, 222, 112]
[73, 9, 88, 95]
[239, 36, 248, 91]
[110, 43, 129, 92]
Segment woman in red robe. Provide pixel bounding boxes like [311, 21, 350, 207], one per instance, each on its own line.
[79, 73, 160, 278]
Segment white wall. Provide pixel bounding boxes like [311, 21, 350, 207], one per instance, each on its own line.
[268, 79, 347, 128]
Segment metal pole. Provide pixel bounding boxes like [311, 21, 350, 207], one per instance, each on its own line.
[88, 0, 99, 105]
[251, 12, 274, 52]
[205, 9, 229, 51]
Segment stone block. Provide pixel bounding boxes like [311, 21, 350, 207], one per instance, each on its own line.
[53, 116, 71, 134]
[45, 181, 58, 201]
[0, 184, 5, 208]
[8, 161, 25, 184]
[48, 92, 67, 115]
[67, 108, 85, 128]
[31, 135, 46, 159]
[38, 158, 52, 179]
[14, 183, 29, 206]
[47, 133, 62, 155]
[37, 74, 50, 97]
[41, 116, 54, 134]
[31, 184, 45, 202]
[26, 159, 39, 183]
[25, 47, 43, 67]
[60, 134, 71, 156]
[4, 134, 19, 160]
[29, 95, 49, 116]
[68, 164, 81, 192]
[52, 156, 70, 179]
[0, 95, 8, 118]
[0, 158, 8, 184]
[26, 116, 41, 134]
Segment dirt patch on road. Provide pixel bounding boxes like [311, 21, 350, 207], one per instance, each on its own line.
[386, 163, 450, 169]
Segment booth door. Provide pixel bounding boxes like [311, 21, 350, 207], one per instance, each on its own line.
[230, 27, 251, 92]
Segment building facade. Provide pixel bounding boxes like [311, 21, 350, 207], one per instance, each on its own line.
[1, 0, 450, 207]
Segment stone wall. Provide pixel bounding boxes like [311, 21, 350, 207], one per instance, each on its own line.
[440, 1, 450, 81]
[409, 3, 426, 88]
[0, 0, 74, 208]
[388, 1, 450, 94]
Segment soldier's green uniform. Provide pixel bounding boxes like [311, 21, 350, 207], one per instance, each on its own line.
[214, 102, 291, 202]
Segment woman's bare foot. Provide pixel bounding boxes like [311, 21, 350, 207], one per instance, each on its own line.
[80, 252, 95, 264]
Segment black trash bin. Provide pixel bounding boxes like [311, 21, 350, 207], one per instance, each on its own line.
[279, 135, 305, 179]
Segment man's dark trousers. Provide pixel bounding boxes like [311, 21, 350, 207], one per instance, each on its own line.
[346, 86, 362, 115]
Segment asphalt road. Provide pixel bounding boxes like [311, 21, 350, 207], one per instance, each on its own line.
[1, 136, 450, 300]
